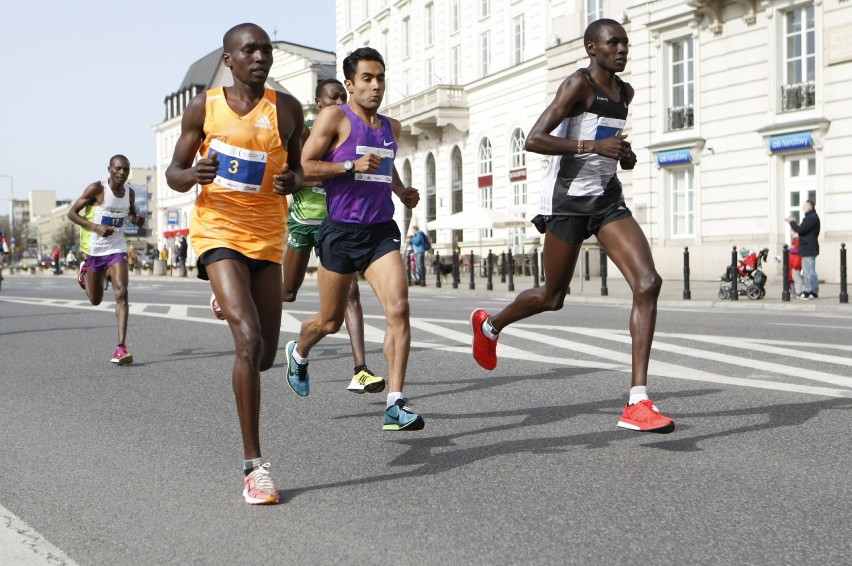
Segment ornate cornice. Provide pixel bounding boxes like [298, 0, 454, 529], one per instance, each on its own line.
[685, 0, 758, 35]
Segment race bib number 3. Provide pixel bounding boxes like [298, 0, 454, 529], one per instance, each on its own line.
[354, 145, 394, 183]
[210, 138, 268, 192]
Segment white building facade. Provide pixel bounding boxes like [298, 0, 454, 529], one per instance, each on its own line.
[339, 0, 851, 282]
[153, 42, 336, 265]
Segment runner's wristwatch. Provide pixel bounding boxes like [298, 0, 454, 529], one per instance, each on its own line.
[343, 160, 354, 175]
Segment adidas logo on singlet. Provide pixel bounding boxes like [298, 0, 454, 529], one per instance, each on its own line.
[254, 116, 273, 129]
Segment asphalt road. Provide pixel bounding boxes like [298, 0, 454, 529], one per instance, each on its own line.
[1, 273, 850, 565]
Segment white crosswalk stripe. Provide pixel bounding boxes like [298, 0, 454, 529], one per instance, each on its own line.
[3, 296, 850, 398]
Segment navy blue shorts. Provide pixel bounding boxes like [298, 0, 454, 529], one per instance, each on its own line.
[316, 219, 401, 274]
[196, 248, 277, 281]
[532, 203, 633, 245]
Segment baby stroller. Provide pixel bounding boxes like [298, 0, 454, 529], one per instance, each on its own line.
[718, 247, 769, 300]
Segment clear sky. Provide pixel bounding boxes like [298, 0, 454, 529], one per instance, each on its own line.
[0, 0, 337, 202]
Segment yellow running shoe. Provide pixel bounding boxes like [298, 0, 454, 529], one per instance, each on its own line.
[347, 367, 385, 394]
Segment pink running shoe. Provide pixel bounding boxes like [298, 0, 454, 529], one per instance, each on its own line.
[77, 260, 87, 290]
[210, 293, 225, 320]
[243, 463, 280, 505]
[470, 309, 498, 370]
[110, 344, 133, 366]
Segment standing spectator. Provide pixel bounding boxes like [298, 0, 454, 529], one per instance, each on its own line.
[177, 236, 188, 277]
[160, 245, 170, 274]
[51, 245, 61, 275]
[788, 236, 804, 299]
[787, 200, 820, 299]
[409, 225, 429, 287]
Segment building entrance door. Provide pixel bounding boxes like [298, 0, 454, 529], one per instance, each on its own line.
[784, 155, 816, 243]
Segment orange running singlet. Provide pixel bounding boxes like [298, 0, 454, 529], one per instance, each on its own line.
[190, 86, 288, 263]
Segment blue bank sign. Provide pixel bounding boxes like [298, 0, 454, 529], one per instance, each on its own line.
[657, 148, 692, 166]
[769, 131, 812, 152]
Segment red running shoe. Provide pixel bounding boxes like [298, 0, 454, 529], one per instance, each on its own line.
[617, 400, 675, 433]
[210, 293, 225, 320]
[77, 260, 87, 290]
[470, 309, 498, 370]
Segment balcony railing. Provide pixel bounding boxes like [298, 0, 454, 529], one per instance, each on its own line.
[382, 85, 469, 134]
[781, 81, 815, 112]
[667, 105, 694, 131]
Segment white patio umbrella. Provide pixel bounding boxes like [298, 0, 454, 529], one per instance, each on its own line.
[425, 206, 527, 231]
[426, 205, 528, 260]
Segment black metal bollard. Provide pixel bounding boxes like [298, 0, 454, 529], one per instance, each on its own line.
[584, 248, 590, 280]
[730, 246, 738, 301]
[435, 252, 442, 288]
[683, 246, 691, 300]
[487, 250, 493, 291]
[840, 243, 848, 304]
[507, 249, 515, 292]
[469, 250, 475, 290]
[532, 248, 540, 288]
[599, 248, 608, 296]
[452, 251, 459, 289]
[500, 252, 506, 283]
[782, 245, 790, 302]
[540, 250, 545, 283]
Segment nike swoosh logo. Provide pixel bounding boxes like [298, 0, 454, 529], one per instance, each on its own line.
[393, 239, 400, 243]
[383, 140, 394, 146]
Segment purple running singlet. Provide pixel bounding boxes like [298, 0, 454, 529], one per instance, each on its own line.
[322, 104, 397, 225]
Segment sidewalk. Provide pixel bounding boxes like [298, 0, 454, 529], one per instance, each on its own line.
[3, 265, 848, 312]
[404, 270, 849, 313]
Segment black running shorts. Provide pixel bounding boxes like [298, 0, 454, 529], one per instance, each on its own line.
[196, 247, 277, 281]
[316, 219, 401, 274]
[532, 203, 633, 245]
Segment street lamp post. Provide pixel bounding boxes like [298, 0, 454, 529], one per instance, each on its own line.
[0, 174, 13, 244]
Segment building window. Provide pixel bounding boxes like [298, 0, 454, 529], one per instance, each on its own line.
[481, 0, 490, 19]
[451, 146, 464, 245]
[587, 0, 604, 25]
[478, 137, 493, 237]
[480, 185, 493, 209]
[513, 183, 527, 207]
[782, 5, 815, 111]
[668, 37, 694, 131]
[402, 159, 412, 233]
[785, 156, 816, 226]
[381, 29, 388, 58]
[450, 45, 461, 84]
[402, 68, 410, 97]
[511, 128, 526, 168]
[451, 0, 461, 34]
[479, 138, 493, 176]
[402, 17, 410, 59]
[513, 15, 525, 65]
[670, 168, 694, 237]
[426, 153, 436, 241]
[480, 31, 491, 76]
[362, 0, 369, 20]
[510, 129, 527, 211]
[425, 58, 435, 88]
[425, 3, 434, 47]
